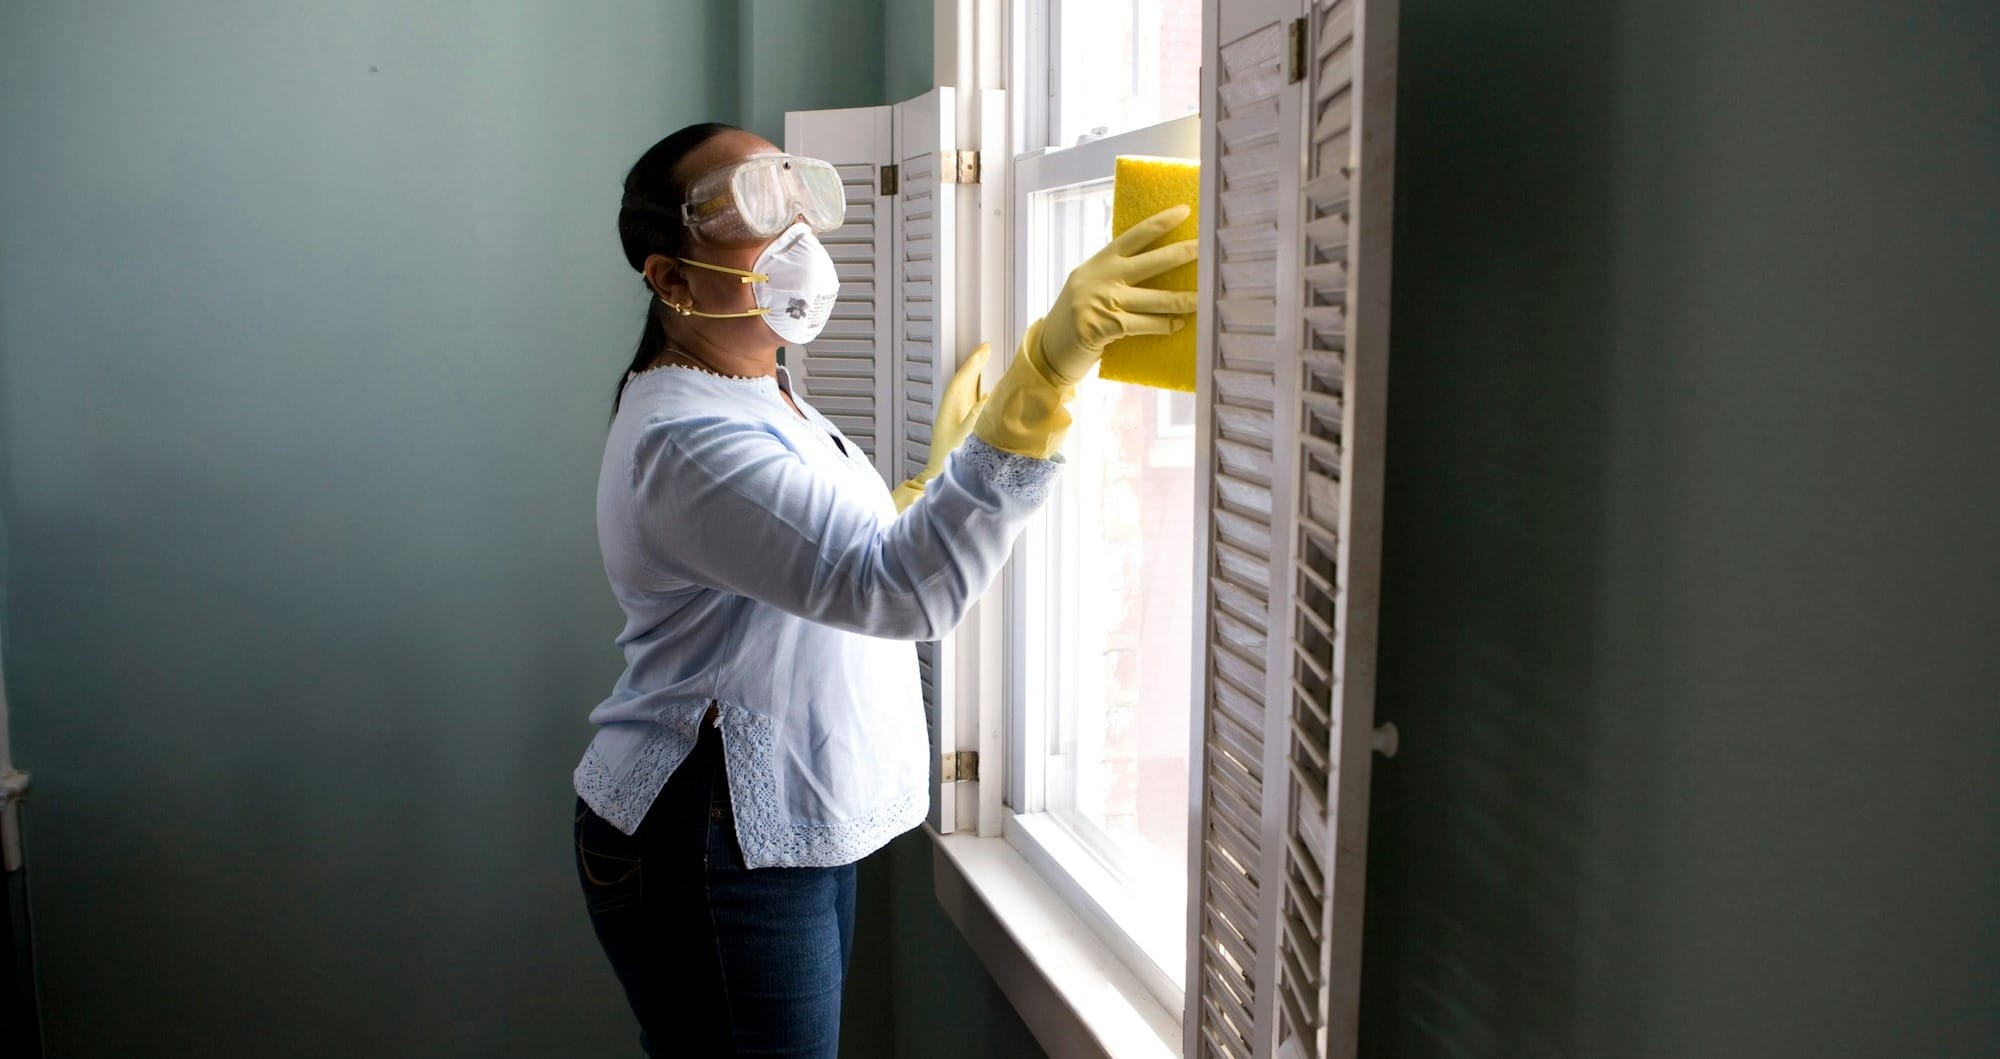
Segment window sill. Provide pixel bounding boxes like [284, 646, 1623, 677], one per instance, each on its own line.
[929, 826, 1180, 1059]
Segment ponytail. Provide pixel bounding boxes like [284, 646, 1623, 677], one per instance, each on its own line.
[612, 298, 670, 416]
[610, 121, 741, 419]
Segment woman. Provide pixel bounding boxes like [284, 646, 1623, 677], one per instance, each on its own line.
[572, 121, 1195, 1057]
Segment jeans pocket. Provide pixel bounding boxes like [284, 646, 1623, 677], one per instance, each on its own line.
[574, 801, 644, 914]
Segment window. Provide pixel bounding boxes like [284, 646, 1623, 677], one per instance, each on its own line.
[1050, 0, 1203, 146]
[1005, 0, 1203, 1014]
[874, 1, 1401, 1053]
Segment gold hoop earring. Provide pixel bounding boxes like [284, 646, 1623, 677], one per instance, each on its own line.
[658, 294, 692, 317]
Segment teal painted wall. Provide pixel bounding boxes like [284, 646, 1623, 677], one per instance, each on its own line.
[872, 830, 1051, 1059]
[1361, 1, 1999, 1056]
[883, 0, 937, 104]
[736, 0, 889, 143]
[16, 1, 1980, 1057]
[0, 0, 937, 1055]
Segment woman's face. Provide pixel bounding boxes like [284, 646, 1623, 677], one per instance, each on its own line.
[646, 129, 800, 353]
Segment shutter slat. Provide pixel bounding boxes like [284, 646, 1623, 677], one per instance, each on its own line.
[1202, 918, 1258, 987]
[1208, 471, 1272, 515]
[1202, 914, 1257, 991]
[1201, 940, 1256, 1017]
[1209, 782, 1263, 847]
[1213, 543, 1272, 598]
[1215, 609, 1268, 658]
[1289, 712, 1331, 776]
[1212, 576, 1269, 627]
[1218, 334, 1280, 370]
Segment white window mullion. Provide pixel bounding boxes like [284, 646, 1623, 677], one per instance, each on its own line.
[971, 85, 1012, 838]
[889, 87, 976, 835]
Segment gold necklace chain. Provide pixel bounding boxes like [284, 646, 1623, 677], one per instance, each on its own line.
[637, 344, 760, 381]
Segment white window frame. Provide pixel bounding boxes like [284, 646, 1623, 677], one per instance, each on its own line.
[906, 2, 1198, 1055]
[921, 2, 1403, 1058]
[924, 0, 1400, 1056]
[1003, 108, 1202, 1021]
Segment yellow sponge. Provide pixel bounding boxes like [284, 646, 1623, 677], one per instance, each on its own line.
[1101, 155, 1200, 392]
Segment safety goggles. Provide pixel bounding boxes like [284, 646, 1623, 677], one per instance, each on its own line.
[680, 154, 846, 243]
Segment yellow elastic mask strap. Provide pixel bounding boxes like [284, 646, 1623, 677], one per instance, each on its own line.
[679, 256, 769, 284]
[673, 257, 771, 319]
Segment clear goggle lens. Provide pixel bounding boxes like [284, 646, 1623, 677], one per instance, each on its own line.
[682, 154, 846, 242]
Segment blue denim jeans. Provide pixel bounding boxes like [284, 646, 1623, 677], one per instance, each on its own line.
[575, 715, 857, 1057]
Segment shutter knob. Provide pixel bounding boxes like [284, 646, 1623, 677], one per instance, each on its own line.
[1371, 722, 1399, 758]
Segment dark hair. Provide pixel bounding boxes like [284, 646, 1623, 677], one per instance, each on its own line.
[612, 122, 741, 415]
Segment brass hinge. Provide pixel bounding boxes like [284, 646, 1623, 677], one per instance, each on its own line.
[940, 149, 981, 185]
[941, 750, 979, 783]
[1287, 16, 1308, 84]
[880, 163, 900, 196]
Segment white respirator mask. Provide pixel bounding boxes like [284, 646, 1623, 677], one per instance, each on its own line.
[670, 221, 841, 346]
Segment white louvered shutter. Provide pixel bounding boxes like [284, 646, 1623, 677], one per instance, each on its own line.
[1278, 2, 1397, 1053]
[1187, 6, 1300, 1057]
[890, 88, 966, 834]
[784, 106, 896, 478]
[1187, 0, 1399, 1057]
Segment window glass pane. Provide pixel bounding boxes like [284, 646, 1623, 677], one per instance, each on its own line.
[1053, 0, 1202, 146]
[1029, 180, 1194, 942]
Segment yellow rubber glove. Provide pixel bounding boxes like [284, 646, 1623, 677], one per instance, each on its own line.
[891, 342, 992, 513]
[974, 204, 1199, 459]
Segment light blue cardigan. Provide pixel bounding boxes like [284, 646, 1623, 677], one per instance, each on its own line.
[574, 364, 1059, 868]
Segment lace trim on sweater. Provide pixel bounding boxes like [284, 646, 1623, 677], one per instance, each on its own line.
[571, 701, 707, 835]
[721, 706, 928, 868]
[957, 434, 1061, 507]
[573, 700, 928, 868]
